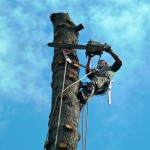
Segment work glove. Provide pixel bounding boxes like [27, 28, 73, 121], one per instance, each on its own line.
[103, 43, 112, 53]
[91, 69, 97, 74]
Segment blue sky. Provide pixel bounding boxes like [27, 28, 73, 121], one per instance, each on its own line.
[0, 0, 150, 150]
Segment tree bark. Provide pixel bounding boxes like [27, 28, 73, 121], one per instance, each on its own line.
[45, 13, 83, 150]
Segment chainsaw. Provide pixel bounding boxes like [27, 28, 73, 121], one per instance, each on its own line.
[47, 40, 111, 57]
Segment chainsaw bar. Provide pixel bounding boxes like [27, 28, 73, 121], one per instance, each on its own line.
[47, 41, 111, 56]
[47, 42, 86, 50]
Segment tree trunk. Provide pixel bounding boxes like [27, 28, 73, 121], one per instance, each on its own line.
[45, 13, 83, 150]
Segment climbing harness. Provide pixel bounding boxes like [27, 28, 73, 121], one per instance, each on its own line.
[63, 49, 113, 105]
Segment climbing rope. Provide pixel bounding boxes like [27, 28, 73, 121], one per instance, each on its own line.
[53, 60, 67, 150]
[82, 107, 85, 150]
[82, 102, 89, 150]
[85, 103, 88, 150]
[63, 71, 92, 94]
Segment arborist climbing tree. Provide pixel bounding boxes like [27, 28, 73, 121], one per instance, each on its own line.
[78, 49, 122, 105]
[45, 12, 122, 150]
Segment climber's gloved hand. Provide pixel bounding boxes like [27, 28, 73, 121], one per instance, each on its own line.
[91, 69, 97, 74]
[103, 43, 112, 53]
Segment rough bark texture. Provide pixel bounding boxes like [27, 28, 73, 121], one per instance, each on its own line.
[45, 13, 81, 150]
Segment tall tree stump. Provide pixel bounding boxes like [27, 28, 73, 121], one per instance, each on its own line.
[45, 13, 83, 150]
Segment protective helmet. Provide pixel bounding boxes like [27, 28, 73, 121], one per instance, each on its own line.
[98, 60, 109, 68]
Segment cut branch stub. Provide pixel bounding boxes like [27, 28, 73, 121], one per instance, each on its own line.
[64, 124, 73, 132]
[59, 142, 67, 149]
[74, 24, 84, 32]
